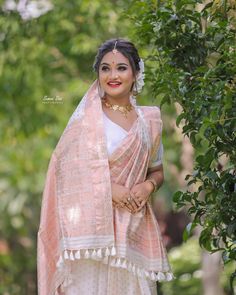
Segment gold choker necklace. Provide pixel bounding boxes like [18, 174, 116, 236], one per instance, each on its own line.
[101, 98, 133, 118]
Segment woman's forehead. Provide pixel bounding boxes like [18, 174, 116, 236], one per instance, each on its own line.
[100, 51, 130, 66]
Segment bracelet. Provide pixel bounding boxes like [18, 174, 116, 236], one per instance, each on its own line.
[145, 178, 158, 193]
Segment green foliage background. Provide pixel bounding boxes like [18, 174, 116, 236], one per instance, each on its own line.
[0, 1, 132, 293]
[124, 0, 236, 291]
[0, 0, 235, 294]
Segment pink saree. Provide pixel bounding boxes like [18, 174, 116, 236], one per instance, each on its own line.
[37, 79, 173, 295]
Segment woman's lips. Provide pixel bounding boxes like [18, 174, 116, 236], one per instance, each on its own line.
[107, 82, 122, 88]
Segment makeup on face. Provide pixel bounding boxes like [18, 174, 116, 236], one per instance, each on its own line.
[100, 62, 128, 87]
[98, 51, 135, 100]
[100, 63, 128, 75]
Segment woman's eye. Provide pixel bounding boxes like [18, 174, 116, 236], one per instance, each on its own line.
[101, 66, 109, 71]
[118, 66, 127, 71]
[100, 66, 127, 72]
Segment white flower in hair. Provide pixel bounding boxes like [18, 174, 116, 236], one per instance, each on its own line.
[135, 59, 145, 94]
[129, 58, 145, 107]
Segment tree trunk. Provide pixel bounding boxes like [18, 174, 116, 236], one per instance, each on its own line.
[202, 250, 224, 295]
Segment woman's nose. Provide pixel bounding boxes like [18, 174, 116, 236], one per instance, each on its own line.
[110, 69, 119, 79]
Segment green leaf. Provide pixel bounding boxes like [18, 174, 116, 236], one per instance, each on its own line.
[176, 112, 186, 127]
[183, 222, 197, 242]
[205, 171, 218, 181]
[173, 191, 183, 203]
[199, 228, 213, 251]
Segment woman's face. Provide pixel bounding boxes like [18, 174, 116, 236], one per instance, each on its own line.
[98, 51, 135, 101]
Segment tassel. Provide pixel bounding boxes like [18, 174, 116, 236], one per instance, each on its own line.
[75, 250, 81, 259]
[64, 250, 69, 260]
[166, 272, 174, 281]
[97, 248, 102, 258]
[105, 247, 110, 256]
[69, 251, 75, 261]
[156, 272, 161, 281]
[111, 246, 116, 256]
[160, 272, 166, 281]
[84, 249, 90, 259]
[157, 272, 165, 281]
[144, 270, 150, 278]
[150, 271, 156, 280]
[91, 249, 97, 258]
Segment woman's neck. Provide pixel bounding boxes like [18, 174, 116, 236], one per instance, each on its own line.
[104, 95, 131, 106]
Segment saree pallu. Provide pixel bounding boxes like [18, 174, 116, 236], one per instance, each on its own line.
[37, 79, 173, 295]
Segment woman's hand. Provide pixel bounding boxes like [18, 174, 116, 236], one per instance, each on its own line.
[111, 182, 140, 213]
[129, 181, 154, 213]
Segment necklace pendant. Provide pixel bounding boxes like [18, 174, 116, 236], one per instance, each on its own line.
[102, 97, 133, 118]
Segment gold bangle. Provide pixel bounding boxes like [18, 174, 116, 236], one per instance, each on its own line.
[146, 178, 157, 193]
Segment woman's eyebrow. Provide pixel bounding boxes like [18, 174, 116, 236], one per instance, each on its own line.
[100, 62, 128, 66]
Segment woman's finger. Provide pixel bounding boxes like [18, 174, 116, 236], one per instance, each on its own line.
[132, 198, 141, 208]
[126, 201, 135, 212]
[136, 200, 146, 212]
[121, 199, 133, 212]
[129, 191, 141, 207]
[130, 198, 139, 211]
[125, 205, 133, 213]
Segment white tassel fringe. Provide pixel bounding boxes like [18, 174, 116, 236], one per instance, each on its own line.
[75, 250, 81, 259]
[84, 249, 90, 259]
[56, 246, 174, 282]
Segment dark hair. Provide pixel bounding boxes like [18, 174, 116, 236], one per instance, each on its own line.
[93, 38, 141, 77]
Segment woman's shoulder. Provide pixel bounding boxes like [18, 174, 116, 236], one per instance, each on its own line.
[138, 105, 161, 120]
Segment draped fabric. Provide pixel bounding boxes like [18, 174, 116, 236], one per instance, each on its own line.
[102, 111, 163, 167]
[63, 258, 158, 295]
[37, 79, 173, 295]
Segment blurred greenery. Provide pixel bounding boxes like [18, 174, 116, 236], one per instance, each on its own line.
[0, 1, 132, 293]
[162, 237, 235, 295]
[0, 0, 235, 294]
[124, 0, 236, 290]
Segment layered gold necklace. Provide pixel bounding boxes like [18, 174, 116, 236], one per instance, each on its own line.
[101, 97, 133, 118]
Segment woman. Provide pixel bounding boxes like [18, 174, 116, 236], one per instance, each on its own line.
[37, 38, 173, 295]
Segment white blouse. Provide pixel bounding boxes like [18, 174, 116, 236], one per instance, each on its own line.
[103, 112, 163, 168]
